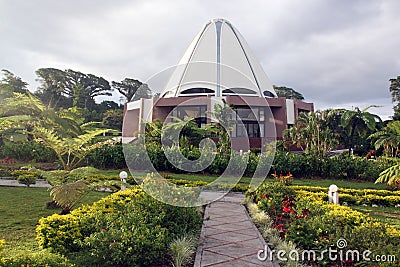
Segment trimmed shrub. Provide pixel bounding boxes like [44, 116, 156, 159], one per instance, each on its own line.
[36, 186, 202, 266]
[0, 249, 74, 267]
[0, 168, 11, 177]
[1, 141, 56, 162]
[17, 174, 37, 187]
[86, 142, 126, 169]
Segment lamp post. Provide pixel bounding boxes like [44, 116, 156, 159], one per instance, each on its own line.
[119, 171, 128, 191]
[328, 184, 339, 204]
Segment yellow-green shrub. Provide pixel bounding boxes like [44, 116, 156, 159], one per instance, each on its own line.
[36, 186, 202, 266]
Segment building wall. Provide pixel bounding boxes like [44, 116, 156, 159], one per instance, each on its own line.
[123, 95, 314, 148]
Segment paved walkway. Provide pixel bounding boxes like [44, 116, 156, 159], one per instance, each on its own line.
[0, 178, 51, 188]
[194, 192, 278, 267]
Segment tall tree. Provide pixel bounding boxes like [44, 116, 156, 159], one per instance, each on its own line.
[330, 106, 381, 154]
[0, 69, 28, 98]
[389, 76, 400, 120]
[273, 85, 304, 100]
[64, 69, 112, 110]
[35, 68, 70, 109]
[112, 78, 152, 102]
[369, 120, 400, 157]
[283, 111, 337, 157]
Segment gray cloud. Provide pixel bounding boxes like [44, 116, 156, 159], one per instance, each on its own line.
[1, 0, 399, 119]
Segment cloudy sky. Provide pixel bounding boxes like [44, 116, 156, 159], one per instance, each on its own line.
[1, 0, 399, 119]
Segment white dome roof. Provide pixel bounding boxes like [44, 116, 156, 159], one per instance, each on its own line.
[162, 18, 277, 98]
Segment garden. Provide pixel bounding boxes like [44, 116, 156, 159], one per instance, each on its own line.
[0, 71, 400, 266]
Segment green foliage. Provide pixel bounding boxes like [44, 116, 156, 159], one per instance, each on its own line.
[36, 186, 202, 266]
[170, 235, 198, 267]
[112, 78, 151, 102]
[67, 166, 100, 182]
[0, 69, 28, 98]
[369, 120, 400, 157]
[33, 126, 112, 170]
[283, 111, 337, 157]
[0, 168, 11, 177]
[17, 174, 37, 187]
[101, 109, 123, 130]
[376, 164, 400, 189]
[0, 249, 74, 267]
[250, 181, 400, 266]
[50, 180, 91, 214]
[11, 169, 42, 180]
[273, 85, 304, 100]
[0, 141, 56, 162]
[272, 152, 395, 181]
[389, 75, 400, 120]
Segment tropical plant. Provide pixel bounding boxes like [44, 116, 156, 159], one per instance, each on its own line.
[169, 235, 198, 267]
[329, 106, 381, 154]
[33, 126, 112, 170]
[273, 85, 304, 100]
[369, 120, 400, 157]
[0, 69, 28, 98]
[50, 179, 91, 214]
[376, 164, 400, 189]
[283, 111, 337, 157]
[389, 75, 400, 120]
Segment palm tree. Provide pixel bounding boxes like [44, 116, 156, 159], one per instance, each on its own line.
[283, 111, 337, 157]
[376, 164, 400, 189]
[369, 120, 400, 157]
[330, 106, 381, 154]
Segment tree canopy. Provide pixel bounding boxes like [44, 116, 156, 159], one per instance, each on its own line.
[389, 76, 400, 120]
[0, 69, 28, 98]
[273, 85, 304, 100]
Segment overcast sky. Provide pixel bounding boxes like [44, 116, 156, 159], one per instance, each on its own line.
[1, 0, 399, 120]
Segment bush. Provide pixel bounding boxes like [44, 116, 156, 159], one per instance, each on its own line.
[1, 141, 56, 162]
[36, 186, 202, 266]
[17, 174, 37, 187]
[11, 169, 42, 179]
[0, 168, 11, 177]
[0, 249, 74, 267]
[271, 152, 397, 180]
[86, 142, 126, 169]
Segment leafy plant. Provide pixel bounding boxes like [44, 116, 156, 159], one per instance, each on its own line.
[17, 174, 37, 187]
[170, 235, 198, 267]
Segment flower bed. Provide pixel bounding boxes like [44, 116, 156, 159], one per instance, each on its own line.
[290, 185, 400, 207]
[247, 182, 400, 267]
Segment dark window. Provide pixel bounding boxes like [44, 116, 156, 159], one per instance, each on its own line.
[234, 107, 265, 138]
[222, 88, 257, 95]
[180, 88, 214, 94]
[171, 105, 207, 127]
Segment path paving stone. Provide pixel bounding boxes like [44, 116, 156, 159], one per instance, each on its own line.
[0, 178, 51, 188]
[194, 192, 278, 267]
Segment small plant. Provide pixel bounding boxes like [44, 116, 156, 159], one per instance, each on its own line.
[0, 168, 11, 177]
[170, 235, 198, 267]
[17, 174, 37, 187]
[273, 172, 294, 185]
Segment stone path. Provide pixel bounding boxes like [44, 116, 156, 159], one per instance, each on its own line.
[194, 192, 278, 267]
[0, 178, 51, 188]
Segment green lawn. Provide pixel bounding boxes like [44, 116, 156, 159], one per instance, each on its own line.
[152, 172, 388, 190]
[352, 205, 400, 229]
[0, 186, 107, 253]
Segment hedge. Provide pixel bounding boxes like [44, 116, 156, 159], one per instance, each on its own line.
[36, 186, 202, 266]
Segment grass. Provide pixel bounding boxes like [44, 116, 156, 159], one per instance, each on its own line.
[156, 172, 388, 190]
[352, 205, 400, 229]
[0, 186, 108, 253]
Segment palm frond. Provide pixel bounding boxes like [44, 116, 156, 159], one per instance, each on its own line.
[50, 180, 91, 211]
